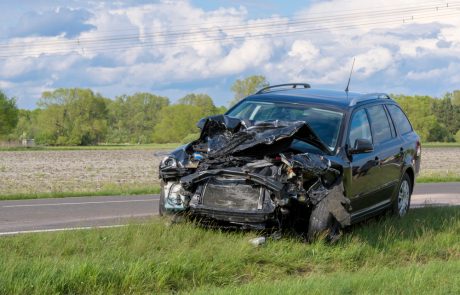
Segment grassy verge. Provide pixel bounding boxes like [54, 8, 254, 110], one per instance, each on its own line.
[193, 260, 460, 294]
[0, 143, 180, 152]
[422, 142, 460, 148]
[0, 185, 161, 201]
[0, 207, 458, 294]
[417, 175, 460, 183]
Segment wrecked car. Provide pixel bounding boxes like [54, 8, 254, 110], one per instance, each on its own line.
[159, 84, 421, 240]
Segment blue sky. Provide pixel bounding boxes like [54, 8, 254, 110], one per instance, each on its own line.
[0, 0, 459, 109]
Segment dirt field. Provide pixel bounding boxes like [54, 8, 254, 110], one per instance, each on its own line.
[0, 150, 166, 195]
[420, 147, 460, 177]
[0, 148, 458, 195]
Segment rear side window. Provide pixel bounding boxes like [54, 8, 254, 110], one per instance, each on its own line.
[349, 109, 372, 146]
[386, 104, 413, 135]
[366, 105, 393, 143]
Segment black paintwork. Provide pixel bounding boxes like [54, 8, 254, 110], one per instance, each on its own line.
[226, 88, 421, 223]
[161, 87, 421, 226]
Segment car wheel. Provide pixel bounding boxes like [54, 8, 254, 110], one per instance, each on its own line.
[392, 173, 412, 217]
[307, 201, 340, 242]
[159, 181, 166, 216]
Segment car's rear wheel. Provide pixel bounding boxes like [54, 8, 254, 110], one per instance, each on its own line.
[392, 173, 412, 217]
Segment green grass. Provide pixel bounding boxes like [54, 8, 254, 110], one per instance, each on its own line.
[192, 260, 460, 294]
[0, 143, 180, 152]
[0, 207, 458, 294]
[422, 142, 460, 148]
[0, 185, 161, 201]
[417, 175, 460, 183]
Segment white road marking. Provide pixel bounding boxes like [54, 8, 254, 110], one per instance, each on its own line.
[2, 199, 159, 208]
[0, 224, 129, 236]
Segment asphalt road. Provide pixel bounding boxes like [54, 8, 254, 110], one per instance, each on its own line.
[1, 182, 459, 235]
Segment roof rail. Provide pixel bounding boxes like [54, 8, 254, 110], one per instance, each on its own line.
[349, 93, 391, 106]
[363, 93, 391, 99]
[256, 83, 311, 94]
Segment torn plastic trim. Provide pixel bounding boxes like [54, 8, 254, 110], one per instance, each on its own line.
[180, 167, 285, 192]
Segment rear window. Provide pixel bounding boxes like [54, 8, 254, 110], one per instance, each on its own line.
[366, 105, 393, 143]
[386, 104, 413, 135]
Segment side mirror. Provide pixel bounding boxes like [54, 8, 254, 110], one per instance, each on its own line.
[350, 138, 374, 154]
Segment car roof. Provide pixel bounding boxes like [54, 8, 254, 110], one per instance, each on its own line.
[244, 88, 392, 109]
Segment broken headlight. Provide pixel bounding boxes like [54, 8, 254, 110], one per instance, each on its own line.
[163, 182, 187, 210]
[166, 182, 183, 205]
[161, 156, 177, 168]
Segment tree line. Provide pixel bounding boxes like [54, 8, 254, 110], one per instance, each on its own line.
[1, 75, 459, 145]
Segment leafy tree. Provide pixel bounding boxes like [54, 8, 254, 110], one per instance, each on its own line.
[178, 94, 216, 114]
[107, 93, 169, 143]
[152, 104, 205, 143]
[455, 130, 460, 142]
[178, 93, 227, 115]
[452, 90, 460, 106]
[0, 90, 19, 139]
[432, 93, 460, 136]
[229, 75, 269, 106]
[152, 93, 224, 143]
[35, 88, 109, 145]
[13, 109, 40, 140]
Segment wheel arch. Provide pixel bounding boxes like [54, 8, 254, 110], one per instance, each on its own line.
[403, 166, 415, 194]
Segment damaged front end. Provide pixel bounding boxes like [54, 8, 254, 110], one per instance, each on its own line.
[159, 115, 350, 235]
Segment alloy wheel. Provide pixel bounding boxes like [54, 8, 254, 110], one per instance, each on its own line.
[398, 180, 410, 216]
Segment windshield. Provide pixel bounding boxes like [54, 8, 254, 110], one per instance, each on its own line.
[227, 101, 343, 151]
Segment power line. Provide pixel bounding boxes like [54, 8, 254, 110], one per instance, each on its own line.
[2, 12, 458, 58]
[1, 1, 457, 49]
[0, 5, 458, 58]
[85, 0, 453, 35]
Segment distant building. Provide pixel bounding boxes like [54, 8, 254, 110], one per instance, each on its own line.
[22, 139, 35, 147]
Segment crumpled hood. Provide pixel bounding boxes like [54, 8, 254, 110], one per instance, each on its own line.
[194, 115, 331, 157]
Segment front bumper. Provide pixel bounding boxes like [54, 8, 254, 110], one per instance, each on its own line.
[189, 206, 277, 229]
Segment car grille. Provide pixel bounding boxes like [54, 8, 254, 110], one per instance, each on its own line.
[202, 178, 263, 211]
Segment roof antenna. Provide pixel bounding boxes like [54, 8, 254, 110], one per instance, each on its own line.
[345, 57, 355, 93]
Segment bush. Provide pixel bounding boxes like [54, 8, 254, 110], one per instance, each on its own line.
[455, 130, 460, 142]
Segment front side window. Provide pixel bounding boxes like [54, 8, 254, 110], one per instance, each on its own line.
[348, 109, 372, 146]
[366, 105, 393, 143]
[386, 104, 413, 135]
[227, 101, 343, 151]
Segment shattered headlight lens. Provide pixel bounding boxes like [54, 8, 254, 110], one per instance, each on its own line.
[167, 183, 183, 205]
[161, 156, 177, 168]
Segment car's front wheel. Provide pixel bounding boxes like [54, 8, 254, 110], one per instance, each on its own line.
[159, 181, 166, 216]
[307, 201, 340, 242]
[392, 173, 412, 217]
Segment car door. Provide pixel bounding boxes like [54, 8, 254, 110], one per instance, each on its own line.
[365, 104, 402, 205]
[346, 107, 383, 214]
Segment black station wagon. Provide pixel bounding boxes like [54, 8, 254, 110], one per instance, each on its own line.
[159, 84, 421, 240]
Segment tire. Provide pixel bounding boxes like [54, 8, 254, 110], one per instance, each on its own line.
[392, 173, 412, 217]
[159, 181, 166, 216]
[307, 201, 340, 242]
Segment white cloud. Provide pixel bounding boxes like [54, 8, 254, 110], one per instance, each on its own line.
[288, 40, 319, 62]
[1, 0, 460, 108]
[217, 39, 273, 74]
